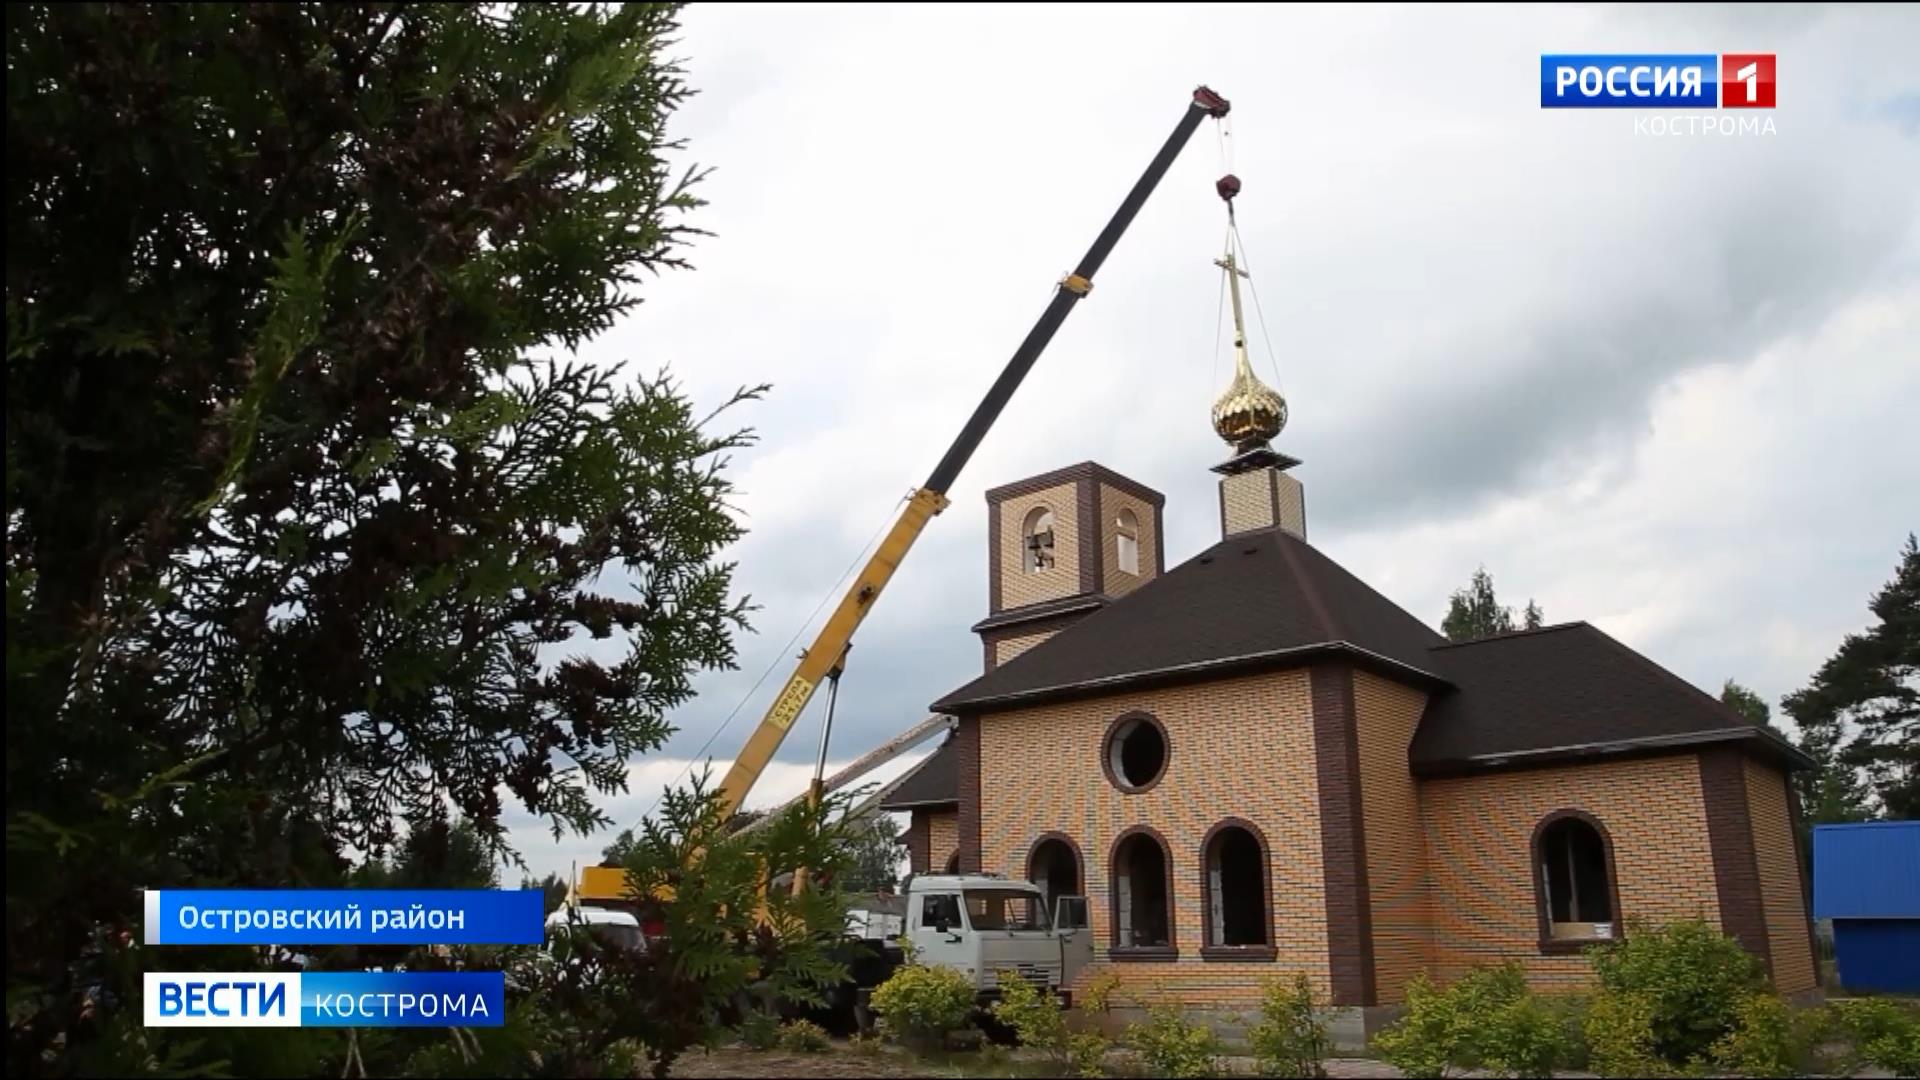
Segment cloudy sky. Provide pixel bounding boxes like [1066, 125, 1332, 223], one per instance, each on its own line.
[504, 3, 1919, 880]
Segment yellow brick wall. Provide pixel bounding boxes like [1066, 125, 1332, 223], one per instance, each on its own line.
[926, 809, 958, 873]
[1220, 470, 1275, 536]
[1422, 756, 1722, 990]
[978, 669, 1330, 1006]
[994, 630, 1058, 667]
[1744, 759, 1816, 993]
[1275, 473, 1306, 538]
[997, 483, 1079, 610]
[1099, 484, 1159, 598]
[1353, 671, 1430, 1003]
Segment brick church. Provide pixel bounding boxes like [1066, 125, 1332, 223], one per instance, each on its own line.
[882, 292, 1816, 1027]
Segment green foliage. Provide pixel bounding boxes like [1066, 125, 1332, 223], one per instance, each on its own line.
[1066, 1032, 1113, 1078]
[777, 1019, 830, 1053]
[521, 872, 571, 916]
[837, 813, 904, 895]
[1476, 991, 1574, 1078]
[738, 1010, 781, 1051]
[990, 971, 1069, 1055]
[1372, 963, 1575, 1078]
[1247, 974, 1330, 1078]
[846, 1031, 884, 1058]
[1581, 991, 1667, 1078]
[6, 2, 774, 1073]
[1080, 971, 1123, 1016]
[1721, 679, 1775, 730]
[1124, 1003, 1224, 1079]
[1785, 533, 1918, 817]
[353, 817, 500, 889]
[870, 963, 977, 1051]
[1832, 998, 1920, 1077]
[1588, 918, 1765, 1066]
[1442, 566, 1541, 642]
[1707, 992, 1815, 1078]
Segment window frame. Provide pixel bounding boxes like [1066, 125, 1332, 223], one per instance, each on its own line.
[1198, 818, 1278, 961]
[1102, 711, 1171, 794]
[1116, 509, 1141, 576]
[1529, 809, 1625, 955]
[1026, 831, 1086, 899]
[1108, 824, 1178, 962]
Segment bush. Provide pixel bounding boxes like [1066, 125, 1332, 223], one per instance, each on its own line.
[1081, 970, 1123, 1015]
[1833, 998, 1920, 1077]
[1708, 993, 1815, 1078]
[846, 1031, 884, 1058]
[1582, 991, 1666, 1078]
[869, 963, 977, 1051]
[1588, 918, 1765, 1066]
[992, 973, 1111, 1077]
[737, 1009, 780, 1051]
[1066, 1031, 1113, 1078]
[777, 1019, 830, 1053]
[1247, 974, 1330, 1078]
[1373, 963, 1570, 1078]
[1125, 1003, 1224, 1078]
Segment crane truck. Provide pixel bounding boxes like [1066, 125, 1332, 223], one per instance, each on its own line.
[564, 84, 1233, 1024]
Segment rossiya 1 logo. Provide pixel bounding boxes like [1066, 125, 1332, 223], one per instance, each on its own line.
[1539, 54, 1775, 108]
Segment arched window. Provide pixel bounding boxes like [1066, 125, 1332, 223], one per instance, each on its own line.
[1022, 506, 1056, 571]
[1027, 834, 1083, 916]
[1532, 810, 1621, 951]
[1110, 827, 1175, 958]
[1116, 509, 1141, 576]
[1201, 820, 1275, 958]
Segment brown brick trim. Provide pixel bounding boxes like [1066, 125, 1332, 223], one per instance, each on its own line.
[1198, 817, 1277, 958]
[1784, 785, 1820, 980]
[1311, 662, 1376, 1006]
[985, 462, 1165, 507]
[1153, 498, 1167, 575]
[1699, 746, 1772, 976]
[1025, 831, 1087, 896]
[1217, 479, 1229, 541]
[981, 634, 996, 672]
[1077, 474, 1101, 597]
[955, 715, 982, 874]
[988, 486, 1003, 613]
[1528, 809, 1626, 955]
[1109, 824, 1178, 959]
[1267, 468, 1284, 527]
[1101, 711, 1171, 794]
[905, 812, 931, 875]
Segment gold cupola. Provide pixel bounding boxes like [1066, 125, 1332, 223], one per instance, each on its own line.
[1209, 251, 1287, 454]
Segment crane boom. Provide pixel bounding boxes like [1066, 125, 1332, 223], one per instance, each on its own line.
[713, 85, 1231, 819]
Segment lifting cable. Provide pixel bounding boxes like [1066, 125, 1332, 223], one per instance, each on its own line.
[638, 491, 908, 823]
[1212, 110, 1288, 396]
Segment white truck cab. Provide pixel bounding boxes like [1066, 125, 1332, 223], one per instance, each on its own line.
[902, 874, 1092, 1000]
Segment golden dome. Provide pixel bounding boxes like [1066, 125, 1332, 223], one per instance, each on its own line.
[1211, 350, 1287, 452]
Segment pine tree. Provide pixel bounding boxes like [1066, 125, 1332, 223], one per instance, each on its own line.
[5, 4, 781, 1068]
[1783, 535, 1920, 818]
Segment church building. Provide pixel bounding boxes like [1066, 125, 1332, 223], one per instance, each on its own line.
[882, 254, 1816, 1032]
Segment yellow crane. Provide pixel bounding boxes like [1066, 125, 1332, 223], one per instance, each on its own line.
[577, 85, 1232, 905]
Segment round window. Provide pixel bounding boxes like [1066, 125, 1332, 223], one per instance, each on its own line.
[1104, 713, 1169, 792]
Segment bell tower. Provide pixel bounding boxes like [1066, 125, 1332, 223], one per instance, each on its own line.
[974, 462, 1164, 670]
[1210, 250, 1305, 540]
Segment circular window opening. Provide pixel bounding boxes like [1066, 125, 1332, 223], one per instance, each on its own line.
[1106, 714, 1168, 791]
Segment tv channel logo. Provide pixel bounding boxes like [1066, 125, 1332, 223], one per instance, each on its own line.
[1540, 54, 1775, 108]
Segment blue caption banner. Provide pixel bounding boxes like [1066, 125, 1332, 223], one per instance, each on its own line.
[143, 971, 505, 1027]
[143, 889, 544, 945]
[302, 972, 505, 1028]
[1540, 54, 1719, 108]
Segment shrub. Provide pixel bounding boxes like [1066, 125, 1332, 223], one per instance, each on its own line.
[869, 963, 977, 1051]
[992, 971, 1068, 1052]
[776, 1019, 830, 1053]
[736, 1009, 779, 1051]
[1707, 993, 1815, 1078]
[1588, 918, 1764, 1065]
[1067, 1031, 1113, 1078]
[1833, 998, 1920, 1077]
[1125, 1003, 1224, 1078]
[1582, 991, 1666, 1078]
[846, 1031, 884, 1058]
[1247, 974, 1330, 1078]
[1081, 970, 1123, 1015]
[1373, 963, 1565, 1078]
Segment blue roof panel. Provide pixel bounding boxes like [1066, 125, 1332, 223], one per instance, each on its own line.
[1813, 821, 1920, 919]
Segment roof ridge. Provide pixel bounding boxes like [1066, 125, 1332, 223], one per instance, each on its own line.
[1428, 621, 1590, 651]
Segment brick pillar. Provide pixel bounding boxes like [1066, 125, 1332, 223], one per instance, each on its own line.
[1311, 662, 1376, 1006]
[955, 714, 983, 874]
[1698, 746, 1773, 977]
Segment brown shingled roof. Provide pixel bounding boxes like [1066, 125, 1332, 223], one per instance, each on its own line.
[1412, 622, 1812, 773]
[932, 525, 1450, 714]
[877, 738, 958, 809]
